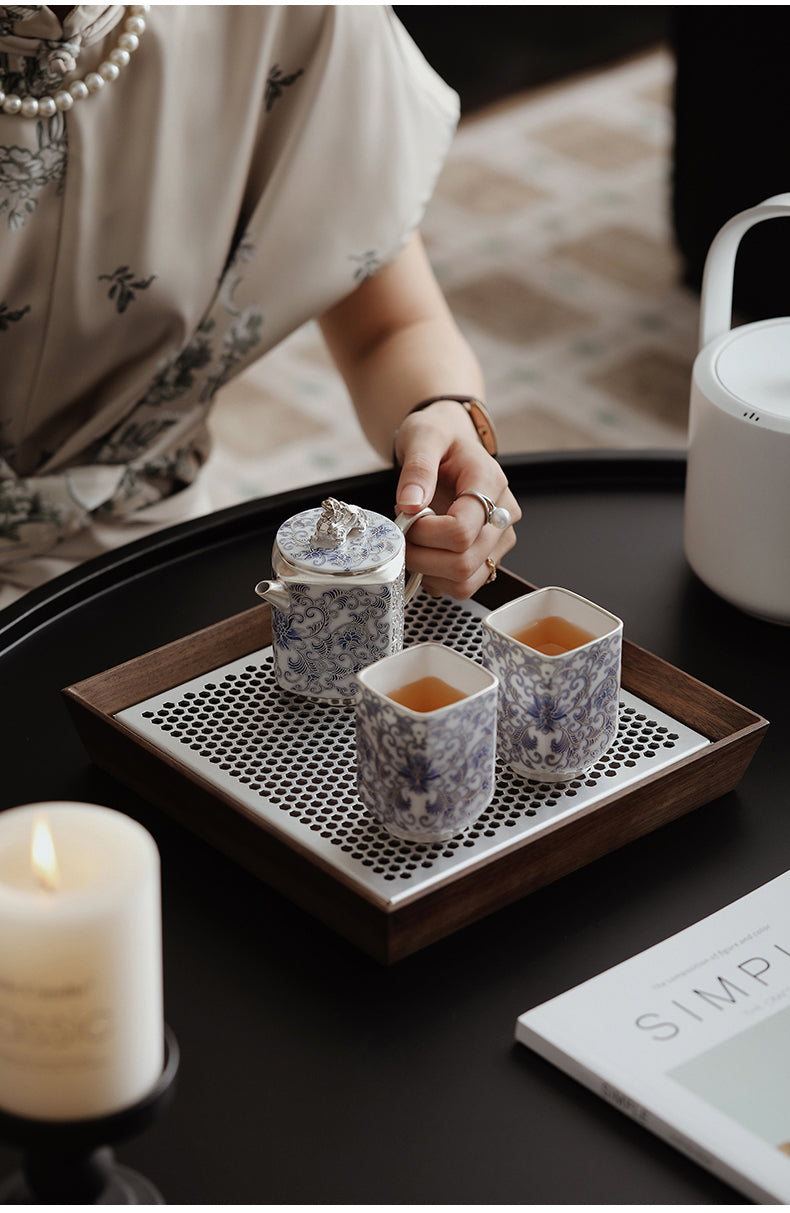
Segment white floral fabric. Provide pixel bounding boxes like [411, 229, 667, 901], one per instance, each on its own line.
[0, 5, 458, 582]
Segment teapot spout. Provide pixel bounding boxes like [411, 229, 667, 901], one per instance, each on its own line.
[254, 579, 291, 611]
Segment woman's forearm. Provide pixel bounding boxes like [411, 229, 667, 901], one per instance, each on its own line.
[319, 229, 519, 599]
[318, 232, 484, 460]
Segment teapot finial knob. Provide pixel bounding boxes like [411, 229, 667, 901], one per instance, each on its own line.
[312, 498, 367, 546]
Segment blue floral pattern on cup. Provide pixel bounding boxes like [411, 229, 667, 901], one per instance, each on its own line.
[355, 679, 498, 842]
[481, 626, 621, 781]
[271, 578, 405, 701]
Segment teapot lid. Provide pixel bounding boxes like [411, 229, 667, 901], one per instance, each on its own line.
[714, 319, 790, 425]
[274, 499, 404, 574]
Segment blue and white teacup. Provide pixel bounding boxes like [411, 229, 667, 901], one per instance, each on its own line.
[481, 587, 623, 782]
[355, 642, 499, 842]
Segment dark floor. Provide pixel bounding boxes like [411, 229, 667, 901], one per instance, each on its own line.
[398, 6, 790, 320]
[395, 5, 671, 114]
[671, 7, 790, 318]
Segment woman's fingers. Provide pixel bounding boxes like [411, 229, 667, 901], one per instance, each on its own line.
[393, 398, 520, 598]
[402, 496, 519, 598]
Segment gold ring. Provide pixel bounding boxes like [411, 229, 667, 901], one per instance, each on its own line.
[484, 556, 497, 585]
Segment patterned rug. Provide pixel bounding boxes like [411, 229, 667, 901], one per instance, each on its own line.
[203, 48, 698, 511]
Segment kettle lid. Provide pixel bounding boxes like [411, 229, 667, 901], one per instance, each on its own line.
[274, 499, 404, 574]
[714, 319, 790, 424]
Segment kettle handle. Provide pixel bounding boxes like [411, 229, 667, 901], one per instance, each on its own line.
[699, 193, 790, 349]
[396, 506, 435, 603]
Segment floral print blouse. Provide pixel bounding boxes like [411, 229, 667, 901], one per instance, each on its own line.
[0, 5, 458, 562]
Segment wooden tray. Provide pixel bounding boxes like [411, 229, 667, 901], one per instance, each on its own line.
[62, 569, 768, 963]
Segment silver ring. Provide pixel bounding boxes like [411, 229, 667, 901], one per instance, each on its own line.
[455, 489, 512, 530]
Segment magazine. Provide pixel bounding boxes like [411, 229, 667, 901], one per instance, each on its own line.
[515, 871, 790, 1203]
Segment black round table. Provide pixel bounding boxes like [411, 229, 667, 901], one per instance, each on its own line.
[1, 451, 785, 1205]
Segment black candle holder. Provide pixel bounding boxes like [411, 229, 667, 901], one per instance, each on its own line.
[0, 1025, 179, 1205]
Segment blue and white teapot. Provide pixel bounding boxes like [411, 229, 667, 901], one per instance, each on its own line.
[255, 497, 433, 702]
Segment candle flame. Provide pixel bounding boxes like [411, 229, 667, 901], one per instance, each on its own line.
[31, 816, 60, 892]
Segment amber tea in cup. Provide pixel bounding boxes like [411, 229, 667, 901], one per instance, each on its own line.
[386, 676, 468, 713]
[511, 615, 596, 656]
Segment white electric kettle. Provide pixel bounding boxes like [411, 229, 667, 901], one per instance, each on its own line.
[684, 193, 790, 624]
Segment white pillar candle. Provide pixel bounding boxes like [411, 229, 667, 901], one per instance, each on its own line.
[0, 803, 163, 1121]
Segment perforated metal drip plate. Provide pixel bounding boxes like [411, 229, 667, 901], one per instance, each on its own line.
[117, 596, 709, 907]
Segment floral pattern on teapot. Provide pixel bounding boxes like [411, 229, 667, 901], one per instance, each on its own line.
[270, 578, 406, 701]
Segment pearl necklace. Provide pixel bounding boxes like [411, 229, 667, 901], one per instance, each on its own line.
[0, 5, 149, 118]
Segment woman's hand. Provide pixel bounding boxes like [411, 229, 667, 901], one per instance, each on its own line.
[394, 398, 520, 598]
[319, 231, 519, 596]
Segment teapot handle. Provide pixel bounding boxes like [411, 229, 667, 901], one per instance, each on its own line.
[699, 193, 790, 349]
[396, 506, 435, 603]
